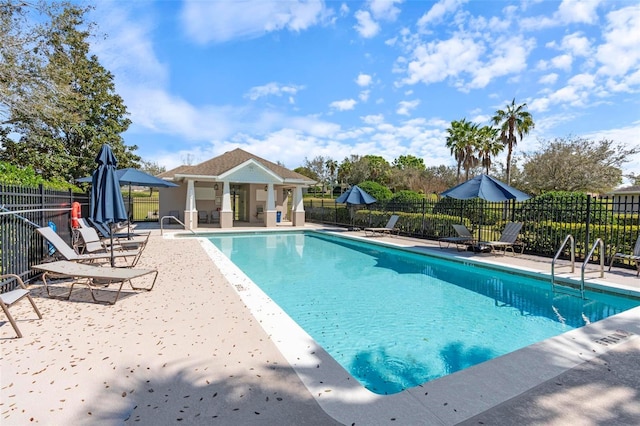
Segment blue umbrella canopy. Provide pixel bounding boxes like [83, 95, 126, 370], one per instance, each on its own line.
[336, 185, 377, 205]
[90, 145, 128, 266]
[441, 174, 531, 202]
[77, 168, 178, 187]
[79, 167, 178, 237]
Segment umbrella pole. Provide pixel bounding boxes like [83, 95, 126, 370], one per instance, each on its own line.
[109, 223, 115, 267]
[128, 184, 132, 239]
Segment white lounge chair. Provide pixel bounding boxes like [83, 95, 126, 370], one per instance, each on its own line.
[608, 235, 640, 276]
[75, 226, 148, 256]
[32, 260, 158, 304]
[364, 215, 400, 237]
[479, 222, 524, 255]
[439, 225, 476, 250]
[36, 227, 142, 266]
[1, 274, 43, 338]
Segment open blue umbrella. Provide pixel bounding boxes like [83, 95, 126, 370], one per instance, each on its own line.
[440, 174, 530, 202]
[336, 185, 377, 229]
[441, 174, 530, 246]
[90, 145, 128, 266]
[78, 168, 177, 236]
[336, 185, 377, 205]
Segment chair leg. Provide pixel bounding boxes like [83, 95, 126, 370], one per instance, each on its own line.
[0, 303, 22, 338]
[26, 294, 43, 320]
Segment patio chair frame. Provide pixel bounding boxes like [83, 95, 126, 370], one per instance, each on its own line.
[1, 274, 43, 338]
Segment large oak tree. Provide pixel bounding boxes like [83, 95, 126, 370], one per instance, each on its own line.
[0, 2, 139, 183]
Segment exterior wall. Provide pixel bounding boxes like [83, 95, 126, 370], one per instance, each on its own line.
[159, 185, 187, 221]
[612, 194, 640, 213]
[161, 183, 226, 224]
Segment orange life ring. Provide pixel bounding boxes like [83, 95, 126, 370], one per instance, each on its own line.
[71, 201, 81, 228]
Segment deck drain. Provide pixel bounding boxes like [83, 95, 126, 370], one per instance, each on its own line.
[235, 284, 247, 292]
[594, 329, 634, 346]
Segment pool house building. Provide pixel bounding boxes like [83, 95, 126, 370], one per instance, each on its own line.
[158, 148, 316, 230]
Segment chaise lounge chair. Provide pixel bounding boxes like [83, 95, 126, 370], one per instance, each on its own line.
[364, 215, 400, 237]
[608, 235, 640, 276]
[36, 227, 143, 267]
[74, 226, 149, 255]
[438, 224, 476, 250]
[32, 260, 158, 305]
[1, 274, 43, 338]
[478, 222, 524, 255]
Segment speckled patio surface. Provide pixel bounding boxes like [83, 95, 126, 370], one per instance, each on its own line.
[2, 225, 639, 425]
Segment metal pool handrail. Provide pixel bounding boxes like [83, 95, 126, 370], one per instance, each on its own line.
[160, 215, 195, 235]
[551, 234, 575, 287]
[580, 238, 605, 298]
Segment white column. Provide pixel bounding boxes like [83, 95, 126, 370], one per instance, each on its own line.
[184, 179, 197, 230]
[220, 181, 233, 228]
[265, 183, 277, 227]
[266, 183, 275, 211]
[292, 186, 305, 226]
[295, 186, 304, 212]
[222, 181, 232, 212]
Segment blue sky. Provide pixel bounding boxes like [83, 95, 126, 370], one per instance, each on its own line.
[87, 0, 640, 183]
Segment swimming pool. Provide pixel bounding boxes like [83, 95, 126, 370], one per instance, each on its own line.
[206, 230, 640, 395]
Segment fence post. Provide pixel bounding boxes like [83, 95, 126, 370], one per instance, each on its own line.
[421, 199, 426, 235]
[585, 194, 592, 253]
[39, 183, 45, 228]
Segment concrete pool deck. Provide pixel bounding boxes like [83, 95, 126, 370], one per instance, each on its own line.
[1, 223, 639, 425]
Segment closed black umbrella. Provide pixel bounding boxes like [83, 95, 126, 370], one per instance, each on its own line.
[89, 145, 128, 266]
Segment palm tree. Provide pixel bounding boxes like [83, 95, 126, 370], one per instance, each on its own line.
[325, 159, 338, 198]
[491, 98, 534, 184]
[446, 119, 478, 183]
[477, 126, 502, 175]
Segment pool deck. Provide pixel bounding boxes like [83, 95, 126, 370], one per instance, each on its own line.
[1, 223, 639, 425]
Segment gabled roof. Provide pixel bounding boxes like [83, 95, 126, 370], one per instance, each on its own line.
[609, 185, 640, 195]
[158, 148, 315, 184]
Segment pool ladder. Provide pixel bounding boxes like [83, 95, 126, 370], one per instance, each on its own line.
[551, 235, 604, 299]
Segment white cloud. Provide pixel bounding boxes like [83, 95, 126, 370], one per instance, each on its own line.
[180, 0, 332, 44]
[521, 0, 603, 30]
[362, 114, 385, 125]
[354, 10, 380, 38]
[466, 36, 532, 90]
[399, 35, 482, 85]
[244, 83, 305, 101]
[359, 90, 370, 102]
[368, 0, 404, 21]
[556, 0, 602, 25]
[596, 5, 640, 78]
[90, 3, 167, 88]
[539, 73, 559, 85]
[560, 32, 592, 57]
[356, 73, 373, 87]
[417, 0, 468, 29]
[398, 33, 533, 90]
[550, 54, 573, 71]
[329, 99, 357, 111]
[396, 100, 420, 116]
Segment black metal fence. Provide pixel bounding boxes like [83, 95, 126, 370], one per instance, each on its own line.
[305, 194, 640, 268]
[1, 184, 161, 289]
[2, 182, 639, 288]
[0, 184, 89, 289]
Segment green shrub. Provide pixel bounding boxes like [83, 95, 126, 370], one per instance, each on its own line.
[357, 181, 392, 201]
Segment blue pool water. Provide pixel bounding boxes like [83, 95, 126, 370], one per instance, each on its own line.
[207, 231, 640, 395]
